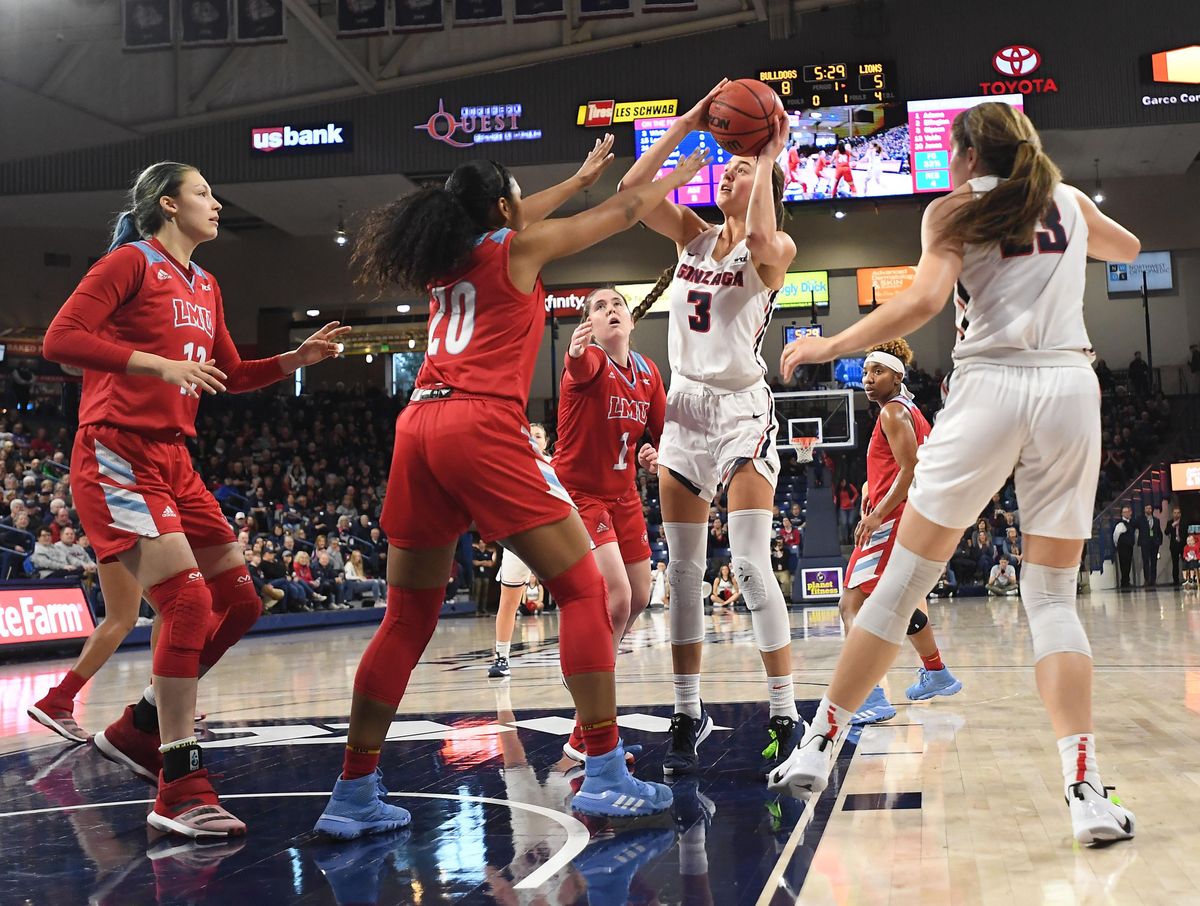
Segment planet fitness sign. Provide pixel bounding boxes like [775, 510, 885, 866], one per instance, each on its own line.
[801, 567, 844, 601]
[0, 585, 95, 647]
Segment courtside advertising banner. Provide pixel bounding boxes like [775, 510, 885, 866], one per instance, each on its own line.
[801, 567, 844, 601]
[0, 585, 96, 647]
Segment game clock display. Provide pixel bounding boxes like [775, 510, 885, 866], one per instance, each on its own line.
[759, 61, 898, 108]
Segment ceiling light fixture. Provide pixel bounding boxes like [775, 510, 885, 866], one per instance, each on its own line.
[408, 338, 416, 349]
[305, 308, 320, 317]
[833, 209, 846, 220]
[334, 202, 348, 247]
[396, 304, 411, 313]
[365, 353, 373, 364]
[1091, 158, 1105, 204]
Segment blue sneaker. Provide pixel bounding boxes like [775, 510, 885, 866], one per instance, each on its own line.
[850, 686, 896, 726]
[663, 708, 714, 776]
[310, 829, 411, 904]
[571, 745, 673, 818]
[573, 826, 677, 902]
[314, 771, 412, 840]
[906, 666, 963, 701]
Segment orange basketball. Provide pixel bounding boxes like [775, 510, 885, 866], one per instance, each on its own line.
[705, 79, 785, 157]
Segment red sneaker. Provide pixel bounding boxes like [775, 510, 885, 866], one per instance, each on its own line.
[94, 704, 161, 784]
[563, 722, 586, 763]
[148, 769, 247, 839]
[28, 696, 90, 744]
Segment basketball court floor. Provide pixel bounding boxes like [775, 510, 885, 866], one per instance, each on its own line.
[3, 586, 1198, 905]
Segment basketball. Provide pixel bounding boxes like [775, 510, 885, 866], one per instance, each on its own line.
[705, 78, 785, 157]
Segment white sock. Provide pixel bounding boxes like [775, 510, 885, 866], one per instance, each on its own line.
[493, 683, 513, 713]
[803, 695, 854, 745]
[496, 641, 511, 659]
[1058, 733, 1103, 793]
[673, 673, 702, 719]
[767, 675, 799, 720]
[143, 684, 156, 707]
[679, 823, 709, 876]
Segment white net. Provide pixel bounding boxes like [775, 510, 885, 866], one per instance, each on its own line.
[793, 437, 816, 463]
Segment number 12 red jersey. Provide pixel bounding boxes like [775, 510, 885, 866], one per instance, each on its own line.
[553, 346, 665, 499]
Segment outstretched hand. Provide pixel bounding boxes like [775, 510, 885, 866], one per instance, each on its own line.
[681, 78, 730, 129]
[292, 322, 352, 367]
[761, 112, 790, 160]
[575, 133, 616, 188]
[779, 335, 837, 383]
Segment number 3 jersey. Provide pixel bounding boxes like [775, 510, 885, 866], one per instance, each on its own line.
[952, 177, 1092, 367]
[665, 225, 777, 394]
[44, 238, 282, 441]
[415, 227, 546, 409]
[552, 345, 665, 499]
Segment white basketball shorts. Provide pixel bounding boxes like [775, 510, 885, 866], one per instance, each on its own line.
[658, 379, 780, 503]
[498, 548, 533, 587]
[907, 362, 1101, 539]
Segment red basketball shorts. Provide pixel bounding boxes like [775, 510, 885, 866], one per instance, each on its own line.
[845, 502, 905, 596]
[380, 397, 575, 547]
[70, 425, 235, 562]
[571, 491, 651, 565]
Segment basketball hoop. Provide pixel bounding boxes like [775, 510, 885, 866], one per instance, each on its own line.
[791, 436, 816, 464]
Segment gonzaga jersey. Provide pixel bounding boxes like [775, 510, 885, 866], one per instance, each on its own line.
[865, 395, 931, 513]
[953, 177, 1092, 366]
[553, 346, 665, 498]
[666, 226, 776, 393]
[415, 228, 545, 409]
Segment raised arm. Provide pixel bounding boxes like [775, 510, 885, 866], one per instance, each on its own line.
[519, 134, 616, 225]
[1069, 187, 1140, 263]
[508, 149, 709, 291]
[618, 82, 726, 245]
[745, 115, 797, 285]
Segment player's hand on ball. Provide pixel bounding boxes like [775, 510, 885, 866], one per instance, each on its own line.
[293, 322, 352, 367]
[762, 113, 790, 159]
[670, 148, 711, 187]
[567, 320, 593, 358]
[575, 133, 616, 188]
[638, 443, 658, 472]
[854, 511, 882, 548]
[682, 78, 730, 128]
[780, 336, 836, 382]
[159, 357, 226, 398]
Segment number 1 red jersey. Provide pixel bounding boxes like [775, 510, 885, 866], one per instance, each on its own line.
[415, 228, 545, 409]
[553, 346, 665, 499]
[865, 395, 931, 514]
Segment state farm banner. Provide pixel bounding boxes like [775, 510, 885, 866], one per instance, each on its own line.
[0, 585, 96, 648]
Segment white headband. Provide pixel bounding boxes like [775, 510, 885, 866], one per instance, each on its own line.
[864, 350, 906, 376]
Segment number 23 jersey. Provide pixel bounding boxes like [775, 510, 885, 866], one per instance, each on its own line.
[665, 226, 777, 393]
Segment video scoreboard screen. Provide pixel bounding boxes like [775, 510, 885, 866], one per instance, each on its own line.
[759, 61, 898, 109]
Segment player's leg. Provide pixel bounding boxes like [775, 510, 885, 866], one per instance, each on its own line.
[834, 584, 895, 725]
[591, 542, 632, 651]
[621, 557, 652, 638]
[29, 559, 145, 743]
[902, 603, 963, 700]
[492, 550, 532, 677]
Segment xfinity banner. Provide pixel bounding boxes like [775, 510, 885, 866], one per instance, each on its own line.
[0, 585, 96, 647]
[251, 122, 353, 155]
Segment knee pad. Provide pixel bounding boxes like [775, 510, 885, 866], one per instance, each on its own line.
[149, 569, 212, 679]
[546, 556, 615, 677]
[498, 549, 532, 587]
[907, 608, 929, 636]
[199, 565, 261, 671]
[667, 559, 705, 645]
[733, 556, 791, 653]
[1020, 563, 1091, 662]
[855, 544, 944, 645]
[354, 585, 443, 706]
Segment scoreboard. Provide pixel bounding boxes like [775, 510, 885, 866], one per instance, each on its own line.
[759, 61, 898, 108]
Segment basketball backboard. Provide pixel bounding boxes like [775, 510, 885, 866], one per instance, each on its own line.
[774, 389, 856, 450]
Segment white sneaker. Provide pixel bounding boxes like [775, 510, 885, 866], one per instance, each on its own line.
[1067, 781, 1135, 845]
[766, 733, 834, 799]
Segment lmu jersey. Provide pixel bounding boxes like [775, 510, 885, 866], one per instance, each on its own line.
[415, 228, 545, 409]
[865, 395, 931, 514]
[553, 347, 665, 499]
[666, 226, 776, 392]
[953, 177, 1092, 366]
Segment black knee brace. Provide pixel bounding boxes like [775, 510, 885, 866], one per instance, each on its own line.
[906, 608, 928, 636]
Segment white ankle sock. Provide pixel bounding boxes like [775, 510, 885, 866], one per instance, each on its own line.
[496, 641, 511, 659]
[673, 673, 701, 719]
[679, 823, 708, 876]
[1058, 733, 1103, 792]
[143, 685, 156, 707]
[767, 675, 799, 720]
[804, 695, 853, 745]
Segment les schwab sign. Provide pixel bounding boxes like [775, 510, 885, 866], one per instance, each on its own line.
[0, 586, 95, 646]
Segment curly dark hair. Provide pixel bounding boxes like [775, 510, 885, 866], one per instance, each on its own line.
[867, 338, 914, 367]
[353, 160, 516, 291]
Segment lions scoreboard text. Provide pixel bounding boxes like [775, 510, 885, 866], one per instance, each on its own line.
[758, 61, 898, 108]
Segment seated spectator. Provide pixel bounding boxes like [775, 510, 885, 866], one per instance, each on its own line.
[55, 527, 97, 578]
[246, 549, 284, 611]
[260, 547, 311, 613]
[710, 563, 741, 608]
[972, 528, 996, 578]
[771, 538, 791, 596]
[312, 549, 346, 605]
[344, 549, 385, 605]
[987, 557, 1019, 596]
[32, 527, 74, 578]
[293, 550, 339, 611]
[708, 517, 728, 558]
[928, 567, 958, 598]
[1001, 526, 1023, 571]
[521, 576, 545, 615]
[48, 506, 75, 543]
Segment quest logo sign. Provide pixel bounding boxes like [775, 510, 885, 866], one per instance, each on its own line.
[251, 122, 352, 155]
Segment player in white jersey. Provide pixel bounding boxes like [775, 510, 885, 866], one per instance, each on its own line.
[489, 423, 551, 678]
[772, 102, 1141, 846]
[863, 142, 885, 196]
[620, 80, 803, 776]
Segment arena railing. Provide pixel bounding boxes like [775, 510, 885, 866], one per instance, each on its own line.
[1087, 459, 1169, 573]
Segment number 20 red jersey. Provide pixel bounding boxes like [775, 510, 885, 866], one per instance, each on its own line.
[553, 346, 665, 499]
[414, 228, 545, 409]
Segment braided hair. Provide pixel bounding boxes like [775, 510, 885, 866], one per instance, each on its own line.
[629, 266, 675, 323]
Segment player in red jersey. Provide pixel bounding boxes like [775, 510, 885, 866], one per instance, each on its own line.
[786, 142, 804, 194]
[42, 161, 348, 838]
[313, 136, 709, 839]
[840, 340, 961, 726]
[554, 286, 666, 760]
[830, 142, 858, 197]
